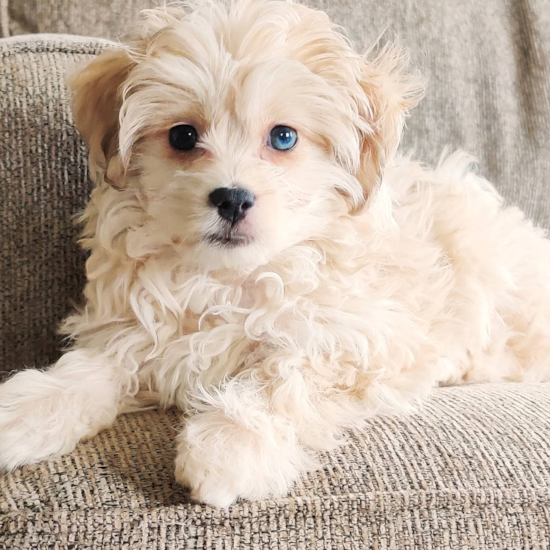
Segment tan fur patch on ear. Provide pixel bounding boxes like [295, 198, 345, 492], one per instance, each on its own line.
[362, 44, 425, 160]
[67, 49, 135, 189]
[353, 44, 425, 212]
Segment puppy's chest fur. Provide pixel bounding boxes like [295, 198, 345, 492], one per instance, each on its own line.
[73, 213, 436, 407]
[67, 155, 550, 409]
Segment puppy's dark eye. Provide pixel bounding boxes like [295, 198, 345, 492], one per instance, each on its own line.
[269, 125, 298, 151]
[169, 124, 198, 151]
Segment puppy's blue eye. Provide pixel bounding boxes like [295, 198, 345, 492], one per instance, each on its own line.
[269, 125, 297, 151]
[169, 124, 198, 151]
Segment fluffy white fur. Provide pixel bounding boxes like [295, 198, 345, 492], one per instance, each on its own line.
[1, 0, 550, 507]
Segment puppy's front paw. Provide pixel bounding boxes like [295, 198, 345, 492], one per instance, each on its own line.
[174, 412, 313, 508]
[0, 367, 117, 470]
[0, 375, 54, 470]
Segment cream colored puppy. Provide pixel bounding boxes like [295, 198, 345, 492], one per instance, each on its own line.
[1, 0, 550, 507]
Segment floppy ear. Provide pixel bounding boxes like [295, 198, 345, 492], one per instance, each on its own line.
[67, 49, 135, 189]
[353, 45, 424, 211]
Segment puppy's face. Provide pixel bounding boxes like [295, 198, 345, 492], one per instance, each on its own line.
[132, 48, 358, 270]
[69, 0, 422, 271]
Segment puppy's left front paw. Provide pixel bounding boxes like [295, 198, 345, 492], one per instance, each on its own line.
[174, 414, 313, 508]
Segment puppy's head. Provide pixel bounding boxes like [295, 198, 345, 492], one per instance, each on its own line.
[68, 0, 423, 271]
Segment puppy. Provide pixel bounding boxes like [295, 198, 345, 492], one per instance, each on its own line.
[1, 0, 550, 508]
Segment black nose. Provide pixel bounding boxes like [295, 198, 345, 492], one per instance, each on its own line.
[208, 187, 255, 225]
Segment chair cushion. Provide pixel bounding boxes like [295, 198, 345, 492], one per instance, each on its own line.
[1, 382, 550, 548]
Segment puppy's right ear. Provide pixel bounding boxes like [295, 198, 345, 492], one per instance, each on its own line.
[351, 45, 424, 212]
[67, 49, 135, 188]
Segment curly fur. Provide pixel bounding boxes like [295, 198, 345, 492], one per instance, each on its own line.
[1, 0, 550, 507]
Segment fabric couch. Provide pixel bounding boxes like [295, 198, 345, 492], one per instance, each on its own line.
[1, 1, 549, 548]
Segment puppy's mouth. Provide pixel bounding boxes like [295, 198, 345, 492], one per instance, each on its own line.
[206, 230, 253, 248]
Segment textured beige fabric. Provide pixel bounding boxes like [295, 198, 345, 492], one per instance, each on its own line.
[2, 0, 550, 227]
[0, 0, 8, 38]
[1, 382, 550, 549]
[0, 36, 112, 372]
[3, 0, 154, 38]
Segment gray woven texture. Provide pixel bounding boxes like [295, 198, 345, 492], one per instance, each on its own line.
[2, 382, 550, 549]
[0, 36, 108, 372]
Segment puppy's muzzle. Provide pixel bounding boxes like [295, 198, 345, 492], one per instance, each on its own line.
[208, 187, 255, 226]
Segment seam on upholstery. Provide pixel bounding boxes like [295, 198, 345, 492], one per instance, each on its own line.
[2, 487, 550, 520]
[0, 34, 118, 58]
[0, 0, 9, 38]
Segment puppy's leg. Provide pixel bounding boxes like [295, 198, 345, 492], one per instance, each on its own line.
[0, 349, 126, 470]
[174, 378, 314, 508]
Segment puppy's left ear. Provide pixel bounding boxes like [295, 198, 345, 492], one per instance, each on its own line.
[66, 49, 135, 189]
[353, 45, 424, 211]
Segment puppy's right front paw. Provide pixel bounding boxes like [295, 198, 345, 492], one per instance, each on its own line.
[0, 382, 54, 470]
[0, 415, 37, 471]
[0, 372, 81, 470]
[0, 396, 43, 471]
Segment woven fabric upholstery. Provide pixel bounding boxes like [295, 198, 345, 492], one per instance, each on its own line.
[0, 36, 113, 372]
[2, 0, 154, 38]
[2, 0, 550, 227]
[2, 382, 550, 549]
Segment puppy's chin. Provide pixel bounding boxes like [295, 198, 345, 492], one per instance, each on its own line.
[193, 239, 272, 272]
